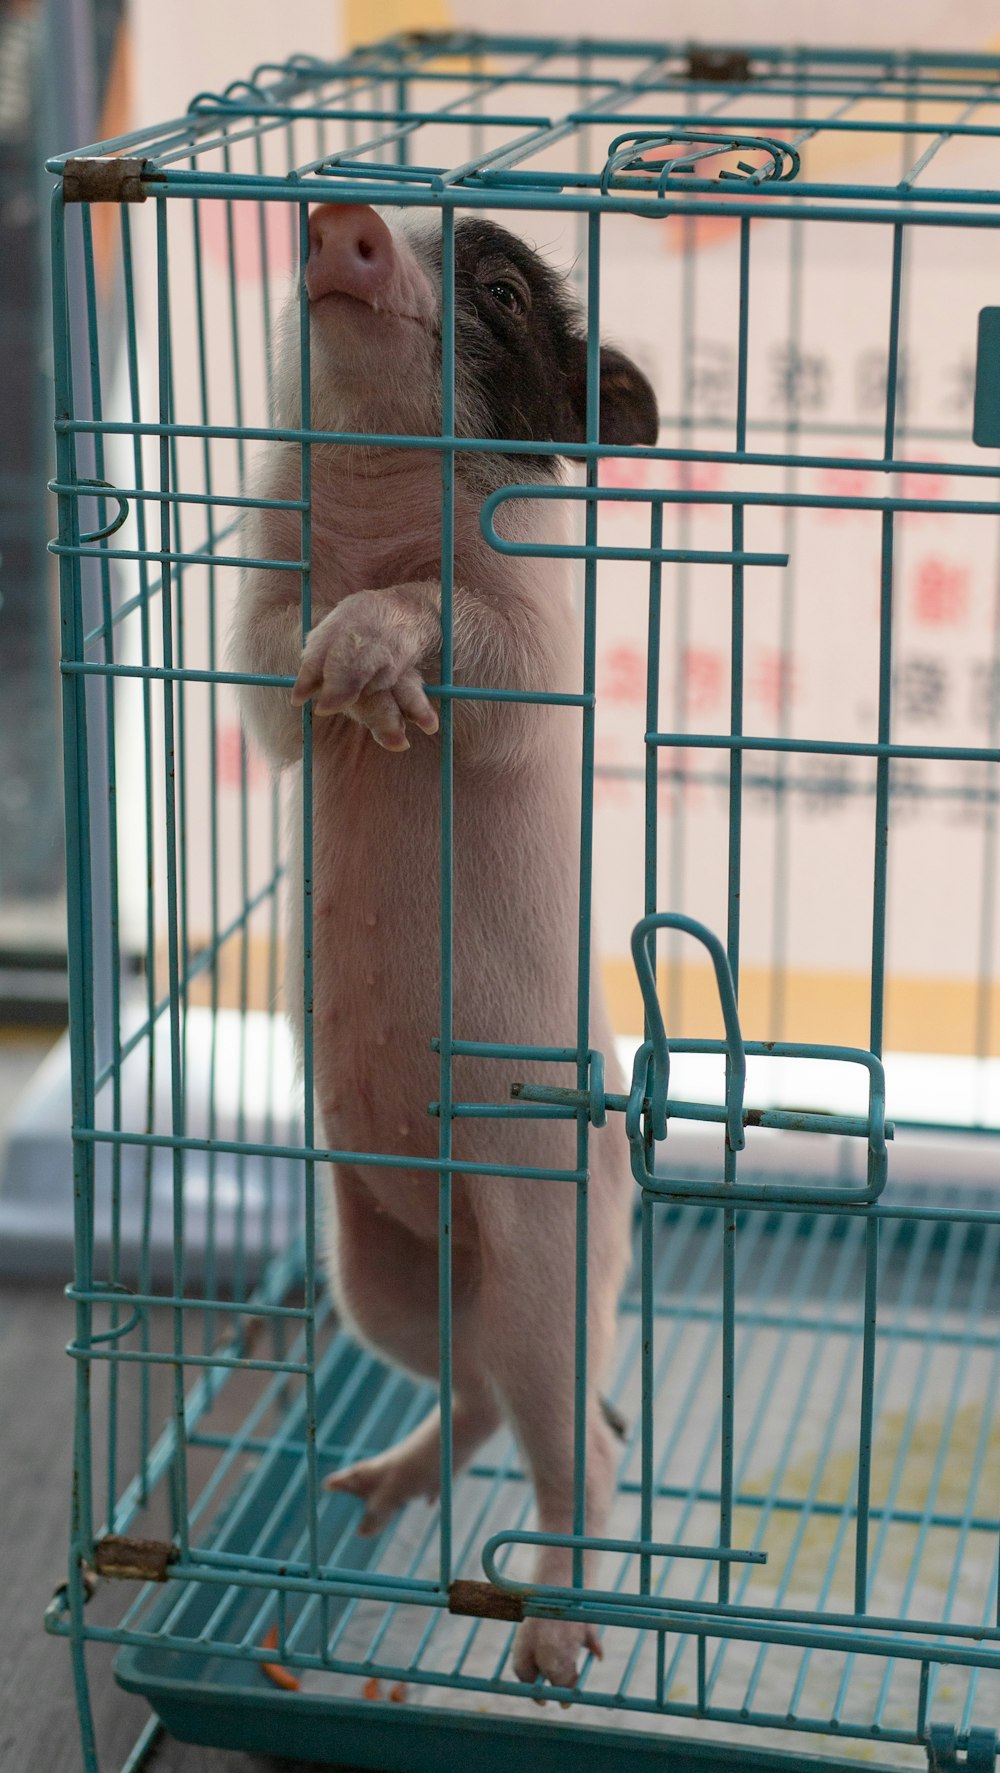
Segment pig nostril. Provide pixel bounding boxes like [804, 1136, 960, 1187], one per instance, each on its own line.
[305, 205, 399, 303]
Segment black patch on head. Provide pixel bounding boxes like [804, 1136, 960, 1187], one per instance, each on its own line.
[431, 219, 659, 472]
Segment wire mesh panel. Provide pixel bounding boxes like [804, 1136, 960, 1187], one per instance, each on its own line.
[45, 32, 1000, 1773]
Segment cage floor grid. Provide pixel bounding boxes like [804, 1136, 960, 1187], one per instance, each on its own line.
[116, 1201, 1000, 1770]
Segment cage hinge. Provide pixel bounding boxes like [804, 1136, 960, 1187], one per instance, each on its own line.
[62, 157, 161, 203]
[93, 1535, 179, 1582]
[447, 1579, 525, 1623]
[686, 47, 751, 84]
[927, 1724, 998, 1772]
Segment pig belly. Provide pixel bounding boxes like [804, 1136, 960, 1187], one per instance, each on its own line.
[293, 727, 585, 1245]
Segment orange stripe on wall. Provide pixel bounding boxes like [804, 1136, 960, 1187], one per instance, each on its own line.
[344, 0, 453, 48]
[165, 937, 999, 1058]
[602, 960, 1000, 1057]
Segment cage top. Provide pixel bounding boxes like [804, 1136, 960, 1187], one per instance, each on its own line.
[49, 30, 1000, 219]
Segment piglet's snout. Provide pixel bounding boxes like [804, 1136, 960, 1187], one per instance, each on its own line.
[305, 204, 434, 321]
[306, 205, 393, 305]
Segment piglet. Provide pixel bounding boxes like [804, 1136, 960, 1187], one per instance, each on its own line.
[229, 203, 658, 1695]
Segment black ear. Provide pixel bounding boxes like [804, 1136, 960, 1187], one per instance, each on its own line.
[565, 340, 659, 447]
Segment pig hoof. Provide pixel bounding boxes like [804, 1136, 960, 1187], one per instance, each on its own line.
[511, 1618, 603, 1701]
[324, 1450, 439, 1535]
[292, 599, 439, 748]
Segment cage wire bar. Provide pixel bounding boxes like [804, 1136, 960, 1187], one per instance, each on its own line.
[44, 29, 1000, 1773]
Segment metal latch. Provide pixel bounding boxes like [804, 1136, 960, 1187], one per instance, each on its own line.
[510, 910, 892, 1211]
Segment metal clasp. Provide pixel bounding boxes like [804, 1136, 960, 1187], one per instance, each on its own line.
[601, 129, 800, 196]
[510, 910, 892, 1211]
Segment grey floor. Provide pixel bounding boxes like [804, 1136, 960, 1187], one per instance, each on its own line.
[0, 1032, 363, 1773]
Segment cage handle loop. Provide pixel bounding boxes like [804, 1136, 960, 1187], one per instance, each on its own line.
[631, 912, 746, 1151]
[601, 129, 800, 196]
[51, 477, 130, 544]
[188, 80, 271, 112]
[63, 1281, 144, 1344]
[481, 1530, 766, 1595]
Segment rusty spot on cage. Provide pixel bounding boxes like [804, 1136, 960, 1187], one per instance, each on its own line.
[448, 1579, 526, 1622]
[94, 1536, 179, 1582]
[686, 48, 752, 83]
[62, 157, 158, 203]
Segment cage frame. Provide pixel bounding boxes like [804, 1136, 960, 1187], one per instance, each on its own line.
[43, 30, 1000, 1773]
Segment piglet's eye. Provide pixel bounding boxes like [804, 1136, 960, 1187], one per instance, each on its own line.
[489, 280, 525, 316]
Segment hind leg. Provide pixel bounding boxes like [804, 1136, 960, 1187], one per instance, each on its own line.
[323, 1166, 500, 1533]
[475, 1157, 630, 1693]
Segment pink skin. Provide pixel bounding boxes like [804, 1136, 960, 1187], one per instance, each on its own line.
[230, 207, 633, 1696]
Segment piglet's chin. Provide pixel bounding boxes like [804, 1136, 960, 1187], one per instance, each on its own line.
[311, 289, 422, 330]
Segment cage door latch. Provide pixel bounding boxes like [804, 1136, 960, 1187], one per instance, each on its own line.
[511, 910, 892, 1210]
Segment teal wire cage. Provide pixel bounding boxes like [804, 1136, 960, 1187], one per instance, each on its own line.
[45, 30, 1000, 1773]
